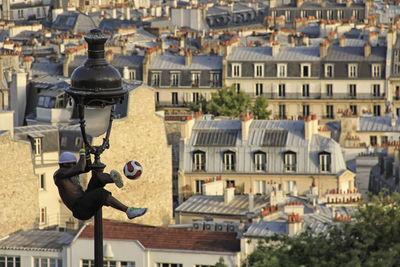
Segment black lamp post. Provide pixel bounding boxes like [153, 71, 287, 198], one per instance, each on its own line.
[65, 29, 127, 267]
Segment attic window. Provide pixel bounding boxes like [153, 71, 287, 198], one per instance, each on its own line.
[319, 152, 331, 172]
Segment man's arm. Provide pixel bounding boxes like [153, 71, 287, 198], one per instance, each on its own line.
[55, 150, 87, 179]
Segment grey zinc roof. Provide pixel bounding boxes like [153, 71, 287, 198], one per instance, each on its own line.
[227, 46, 320, 62]
[0, 230, 74, 251]
[244, 221, 286, 237]
[358, 116, 400, 132]
[175, 194, 269, 216]
[150, 55, 222, 70]
[193, 120, 242, 130]
[195, 130, 238, 146]
[248, 120, 306, 147]
[14, 125, 58, 134]
[325, 46, 386, 62]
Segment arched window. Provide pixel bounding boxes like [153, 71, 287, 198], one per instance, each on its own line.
[193, 150, 206, 171]
[284, 151, 296, 172]
[254, 151, 266, 172]
[319, 152, 331, 172]
[224, 151, 236, 171]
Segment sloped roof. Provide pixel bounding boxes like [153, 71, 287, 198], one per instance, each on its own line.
[150, 55, 222, 70]
[358, 116, 400, 132]
[175, 194, 269, 216]
[227, 46, 320, 61]
[0, 230, 74, 251]
[195, 130, 238, 146]
[325, 46, 386, 62]
[78, 220, 240, 253]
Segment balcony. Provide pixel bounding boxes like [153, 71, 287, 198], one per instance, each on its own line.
[249, 92, 386, 100]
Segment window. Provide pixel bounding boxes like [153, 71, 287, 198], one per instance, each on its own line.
[156, 264, 182, 267]
[40, 207, 47, 224]
[319, 152, 331, 172]
[279, 104, 286, 119]
[381, 136, 388, 145]
[337, 10, 344, 19]
[226, 180, 235, 188]
[284, 151, 296, 172]
[287, 181, 297, 193]
[349, 84, 357, 97]
[326, 84, 333, 97]
[233, 83, 240, 93]
[37, 7, 41, 17]
[285, 10, 291, 22]
[195, 180, 204, 194]
[60, 136, 67, 147]
[255, 83, 263, 96]
[325, 64, 334, 78]
[172, 92, 178, 105]
[210, 72, 220, 86]
[193, 151, 205, 171]
[277, 64, 287, 77]
[34, 138, 42, 155]
[224, 151, 235, 171]
[254, 63, 264, 77]
[353, 9, 359, 19]
[327, 10, 333, 20]
[326, 105, 334, 119]
[348, 64, 358, 78]
[370, 136, 377, 146]
[301, 64, 311, 78]
[171, 73, 179, 86]
[350, 105, 357, 116]
[278, 84, 286, 97]
[192, 73, 200, 87]
[373, 105, 381, 116]
[152, 73, 160, 87]
[129, 70, 136, 80]
[256, 180, 267, 194]
[18, 10, 24, 18]
[302, 84, 310, 97]
[74, 137, 82, 147]
[303, 105, 310, 117]
[192, 92, 199, 103]
[372, 84, 380, 97]
[82, 260, 120, 267]
[121, 262, 136, 267]
[34, 258, 62, 267]
[0, 256, 21, 267]
[39, 174, 45, 190]
[232, 63, 241, 77]
[254, 152, 266, 171]
[372, 64, 381, 78]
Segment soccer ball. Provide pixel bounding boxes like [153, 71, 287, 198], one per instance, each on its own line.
[123, 160, 143, 180]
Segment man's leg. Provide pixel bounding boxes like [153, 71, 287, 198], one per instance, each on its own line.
[87, 171, 123, 191]
[106, 195, 147, 219]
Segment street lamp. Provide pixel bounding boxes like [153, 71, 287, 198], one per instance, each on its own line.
[65, 29, 127, 267]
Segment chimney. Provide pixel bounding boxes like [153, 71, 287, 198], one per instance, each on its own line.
[185, 49, 192, 65]
[105, 50, 114, 63]
[224, 184, 235, 204]
[125, 7, 130, 20]
[249, 188, 254, 211]
[272, 40, 280, 56]
[319, 41, 328, 58]
[304, 114, 318, 140]
[241, 115, 253, 140]
[346, 0, 352, 7]
[296, 0, 303, 8]
[112, 8, 117, 19]
[286, 213, 302, 236]
[364, 42, 371, 57]
[269, 0, 276, 8]
[339, 35, 346, 47]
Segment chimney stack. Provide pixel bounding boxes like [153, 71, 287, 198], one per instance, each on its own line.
[224, 184, 235, 204]
[185, 49, 192, 65]
[319, 40, 328, 58]
[272, 40, 280, 56]
[304, 114, 318, 140]
[364, 42, 371, 57]
[339, 35, 346, 47]
[249, 188, 254, 211]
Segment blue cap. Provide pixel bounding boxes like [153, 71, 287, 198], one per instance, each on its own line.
[59, 152, 77, 164]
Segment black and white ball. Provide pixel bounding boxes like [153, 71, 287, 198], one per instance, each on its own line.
[123, 160, 143, 180]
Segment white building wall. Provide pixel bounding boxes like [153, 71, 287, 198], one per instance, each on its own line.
[9, 71, 27, 126]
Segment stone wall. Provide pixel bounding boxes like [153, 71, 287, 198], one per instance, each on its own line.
[97, 85, 173, 226]
[0, 133, 38, 237]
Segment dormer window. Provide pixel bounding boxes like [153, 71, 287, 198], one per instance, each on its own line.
[284, 151, 296, 172]
[254, 63, 264, 78]
[319, 152, 331, 172]
[254, 151, 266, 172]
[301, 64, 311, 78]
[34, 138, 42, 155]
[193, 151, 206, 171]
[232, 63, 241, 77]
[224, 151, 236, 171]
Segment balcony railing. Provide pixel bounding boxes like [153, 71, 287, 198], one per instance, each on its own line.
[248, 92, 386, 100]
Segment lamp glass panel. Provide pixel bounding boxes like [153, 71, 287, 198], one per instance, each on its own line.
[84, 106, 111, 137]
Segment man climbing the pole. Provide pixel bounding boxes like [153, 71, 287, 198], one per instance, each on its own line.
[54, 148, 147, 221]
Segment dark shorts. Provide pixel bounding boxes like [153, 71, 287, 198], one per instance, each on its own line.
[72, 188, 111, 220]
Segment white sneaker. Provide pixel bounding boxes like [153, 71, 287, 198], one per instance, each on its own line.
[110, 170, 124, 188]
[126, 207, 147, 219]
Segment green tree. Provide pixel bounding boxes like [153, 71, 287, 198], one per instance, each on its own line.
[188, 95, 208, 113]
[245, 191, 400, 267]
[215, 257, 228, 267]
[252, 96, 271, 119]
[206, 85, 251, 117]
